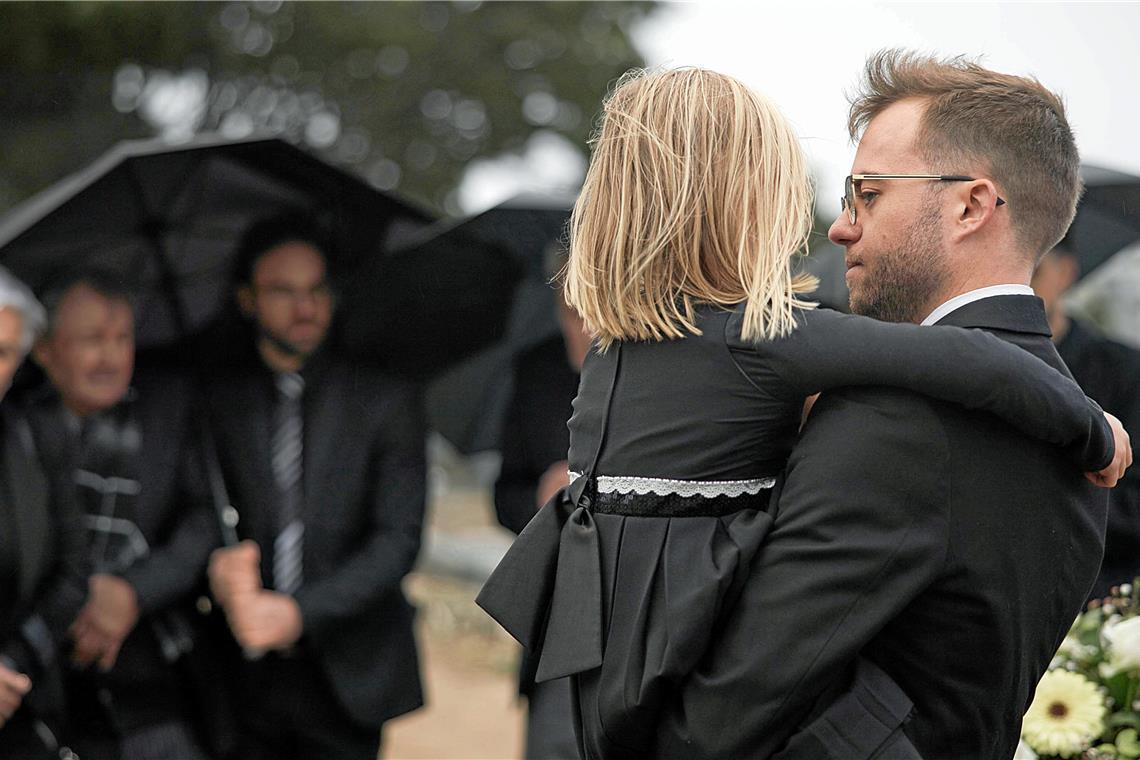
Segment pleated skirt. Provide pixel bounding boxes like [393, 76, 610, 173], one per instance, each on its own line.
[477, 486, 774, 759]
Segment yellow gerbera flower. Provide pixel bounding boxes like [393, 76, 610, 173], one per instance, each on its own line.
[1023, 670, 1106, 759]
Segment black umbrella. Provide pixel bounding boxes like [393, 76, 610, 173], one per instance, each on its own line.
[418, 197, 573, 454]
[0, 134, 526, 541]
[0, 133, 435, 350]
[1065, 164, 1140, 278]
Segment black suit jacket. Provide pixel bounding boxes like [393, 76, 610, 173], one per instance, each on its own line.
[204, 354, 427, 728]
[657, 295, 1109, 760]
[0, 403, 87, 733]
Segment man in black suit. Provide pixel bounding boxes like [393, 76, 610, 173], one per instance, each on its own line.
[206, 217, 426, 760]
[495, 294, 590, 760]
[1033, 243, 1140, 598]
[28, 272, 217, 760]
[657, 51, 1128, 759]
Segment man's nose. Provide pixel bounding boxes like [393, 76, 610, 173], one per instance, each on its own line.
[828, 211, 860, 247]
[294, 291, 319, 317]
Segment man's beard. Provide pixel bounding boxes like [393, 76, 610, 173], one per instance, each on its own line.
[260, 323, 322, 359]
[849, 203, 948, 324]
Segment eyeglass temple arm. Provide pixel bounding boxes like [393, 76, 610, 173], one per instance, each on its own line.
[849, 175, 1005, 205]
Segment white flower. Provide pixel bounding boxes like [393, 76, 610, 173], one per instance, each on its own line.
[1022, 670, 1105, 759]
[1057, 633, 1081, 658]
[1102, 616, 1140, 674]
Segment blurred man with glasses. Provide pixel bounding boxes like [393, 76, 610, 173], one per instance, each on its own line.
[205, 216, 427, 760]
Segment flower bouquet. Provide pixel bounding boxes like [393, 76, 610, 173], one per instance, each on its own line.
[1020, 582, 1140, 759]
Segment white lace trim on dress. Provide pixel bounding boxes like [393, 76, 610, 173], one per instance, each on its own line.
[567, 471, 776, 498]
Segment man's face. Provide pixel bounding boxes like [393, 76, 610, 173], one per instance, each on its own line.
[239, 241, 333, 360]
[0, 308, 25, 398]
[1030, 250, 1079, 322]
[34, 284, 135, 417]
[828, 99, 951, 323]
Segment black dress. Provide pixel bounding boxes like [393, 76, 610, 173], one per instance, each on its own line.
[477, 305, 1114, 760]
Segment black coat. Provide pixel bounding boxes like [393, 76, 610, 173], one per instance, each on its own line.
[655, 295, 1109, 759]
[204, 354, 427, 729]
[28, 371, 218, 618]
[494, 336, 578, 537]
[0, 403, 86, 746]
[1058, 318, 1140, 597]
[26, 370, 229, 750]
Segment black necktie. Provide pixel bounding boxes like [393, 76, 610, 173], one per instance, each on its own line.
[271, 372, 304, 595]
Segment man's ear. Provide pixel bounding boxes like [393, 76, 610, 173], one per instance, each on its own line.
[237, 285, 255, 317]
[954, 179, 1003, 240]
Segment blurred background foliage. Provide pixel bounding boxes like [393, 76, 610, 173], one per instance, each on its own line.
[0, 0, 657, 216]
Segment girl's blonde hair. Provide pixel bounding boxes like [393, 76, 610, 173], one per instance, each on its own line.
[564, 67, 817, 349]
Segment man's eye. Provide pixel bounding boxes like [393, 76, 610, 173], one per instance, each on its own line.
[860, 191, 879, 205]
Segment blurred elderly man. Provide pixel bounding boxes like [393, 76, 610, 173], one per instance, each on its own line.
[0, 266, 86, 760]
[28, 271, 217, 760]
[206, 216, 426, 760]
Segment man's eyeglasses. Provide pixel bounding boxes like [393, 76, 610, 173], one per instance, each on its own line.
[841, 174, 1007, 225]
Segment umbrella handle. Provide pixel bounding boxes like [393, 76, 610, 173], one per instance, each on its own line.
[198, 423, 264, 660]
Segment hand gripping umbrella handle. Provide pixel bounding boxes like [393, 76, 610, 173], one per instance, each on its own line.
[199, 422, 264, 660]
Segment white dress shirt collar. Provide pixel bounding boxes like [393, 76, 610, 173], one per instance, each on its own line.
[920, 284, 1035, 326]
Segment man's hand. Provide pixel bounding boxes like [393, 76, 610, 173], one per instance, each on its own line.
[70, 574, 140, 670]
[1087, 412, 1133, 488]
[209, 540, 262, 607]
[0, 661, 32, 728]
[536, 460, 571, 508]
[224, 590, 303, 651]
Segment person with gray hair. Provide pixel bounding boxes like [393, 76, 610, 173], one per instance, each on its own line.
[0, 264, 87, 759]
[0, 264, 46, 362]
[25, 269, 219, 760]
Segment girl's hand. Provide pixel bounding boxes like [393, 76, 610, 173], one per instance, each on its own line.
[1087, 412, 1133, 488]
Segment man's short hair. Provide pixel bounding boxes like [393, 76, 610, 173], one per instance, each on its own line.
[848, 49, 1081, 260]
[0, 265, 46, 353]
[38, 268, 135, 338]
[232, 213, 331, 288]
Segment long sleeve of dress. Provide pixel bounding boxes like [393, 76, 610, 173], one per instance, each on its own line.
[725, 307, 1114, 471]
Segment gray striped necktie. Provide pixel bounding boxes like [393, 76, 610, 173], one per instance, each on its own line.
[271, 372, 304, 595]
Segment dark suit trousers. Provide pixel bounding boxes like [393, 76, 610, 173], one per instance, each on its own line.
[236, 651, 380, 760]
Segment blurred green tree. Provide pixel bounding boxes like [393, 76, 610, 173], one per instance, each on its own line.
[0, 1, 656, 215]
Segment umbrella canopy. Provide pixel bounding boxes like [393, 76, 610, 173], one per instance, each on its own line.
[0, 133, 434, 349]
[419, 197, 573, 454]
[1065, 164, 1140, 278]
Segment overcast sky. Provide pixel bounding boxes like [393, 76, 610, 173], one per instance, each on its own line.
[634, 2, 1140, 220]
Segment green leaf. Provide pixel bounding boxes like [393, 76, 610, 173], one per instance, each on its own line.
[1109, 713, 1140, 731]
[1116, 727, 1140, 757]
